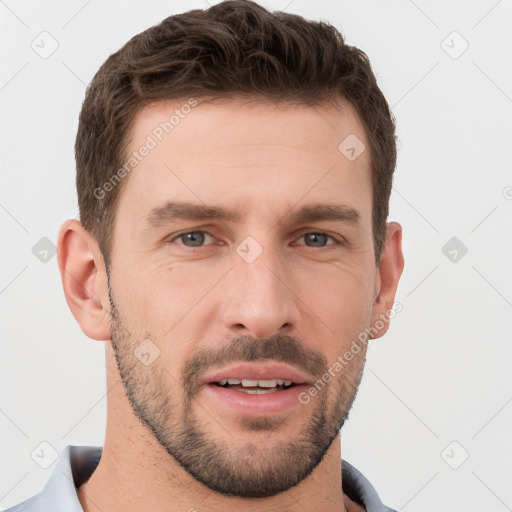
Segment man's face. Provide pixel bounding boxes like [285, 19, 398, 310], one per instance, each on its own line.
[107, 97, 379, 497]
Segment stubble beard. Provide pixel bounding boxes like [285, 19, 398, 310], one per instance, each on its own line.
[107, 278, 367, 498]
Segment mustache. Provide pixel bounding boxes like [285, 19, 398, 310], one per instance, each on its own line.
[183, 334, 327, 397]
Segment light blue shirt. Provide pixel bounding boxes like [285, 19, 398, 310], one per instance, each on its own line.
[5, 445, 396, 511]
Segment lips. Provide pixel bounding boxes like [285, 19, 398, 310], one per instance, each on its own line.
[202, 361, 312, 388]
[199, 363, 314, 416]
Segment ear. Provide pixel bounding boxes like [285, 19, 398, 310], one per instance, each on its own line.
[57, 219, 111, 341]
[369, 222, 404, 339]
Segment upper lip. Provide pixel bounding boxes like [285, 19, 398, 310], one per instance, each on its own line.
[202, 361, 313, 386]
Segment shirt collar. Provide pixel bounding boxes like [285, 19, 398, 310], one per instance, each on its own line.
[7, 445, 395, 512]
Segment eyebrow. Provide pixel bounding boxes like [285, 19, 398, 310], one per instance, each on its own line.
[144, 201, 361, 229]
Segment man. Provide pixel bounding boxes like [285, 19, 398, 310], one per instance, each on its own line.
[6, 1, 404, 510]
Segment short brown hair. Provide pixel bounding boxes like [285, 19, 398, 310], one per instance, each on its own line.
[75, 0, 396, 265]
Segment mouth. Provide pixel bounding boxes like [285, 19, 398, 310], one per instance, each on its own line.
[212, 378, 296, 394]
[200, 362, 313, 416]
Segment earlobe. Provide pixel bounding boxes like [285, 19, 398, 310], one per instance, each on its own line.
[370, 222, 404, 339]
[57, 219, 111, 341]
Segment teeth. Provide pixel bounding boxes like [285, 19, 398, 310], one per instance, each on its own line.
[257, 379, 278, 388]
[237, 388, 279, 394]
[217, 378, 294, 388]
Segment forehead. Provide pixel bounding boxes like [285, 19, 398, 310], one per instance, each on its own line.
[117, 97, 372, 227]
[130, 96, 368, 159]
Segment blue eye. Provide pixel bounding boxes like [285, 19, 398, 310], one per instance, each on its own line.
[169, 231, 340, 250]
[173, 231, 214, 247]
[298, 233, 335, 247]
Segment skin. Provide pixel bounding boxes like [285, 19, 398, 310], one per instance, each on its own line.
[58, 96, 404, 512]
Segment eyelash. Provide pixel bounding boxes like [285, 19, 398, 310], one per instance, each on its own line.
[168, 230, 344, 249]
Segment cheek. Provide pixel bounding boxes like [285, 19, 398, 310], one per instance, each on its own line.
[117, 258, 224, 330]
[298, 266, 374, 358]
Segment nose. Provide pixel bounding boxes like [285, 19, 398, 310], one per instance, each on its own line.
[221, 244, 299, 340]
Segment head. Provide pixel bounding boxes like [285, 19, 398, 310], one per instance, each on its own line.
[59, 0, 403, 499]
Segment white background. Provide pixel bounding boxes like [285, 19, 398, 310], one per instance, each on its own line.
[1, 1, 511, 510]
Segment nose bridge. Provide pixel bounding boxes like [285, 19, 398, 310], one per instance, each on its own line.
[222, 238, 297, 338]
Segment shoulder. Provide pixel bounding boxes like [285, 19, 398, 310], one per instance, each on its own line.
[3, 445, 103, 512]
[342, 459, 397, 512]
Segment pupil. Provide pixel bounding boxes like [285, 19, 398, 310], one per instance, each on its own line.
[306, 233, 327, 247]
[184, 232, 204, 246]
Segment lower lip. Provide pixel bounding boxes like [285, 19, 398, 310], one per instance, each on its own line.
[202, 384, 309, 417]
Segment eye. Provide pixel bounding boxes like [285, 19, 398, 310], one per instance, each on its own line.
[170, 231, 215, 247]
[167, 231, 342, 249]
[295, 232, 338, 248]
